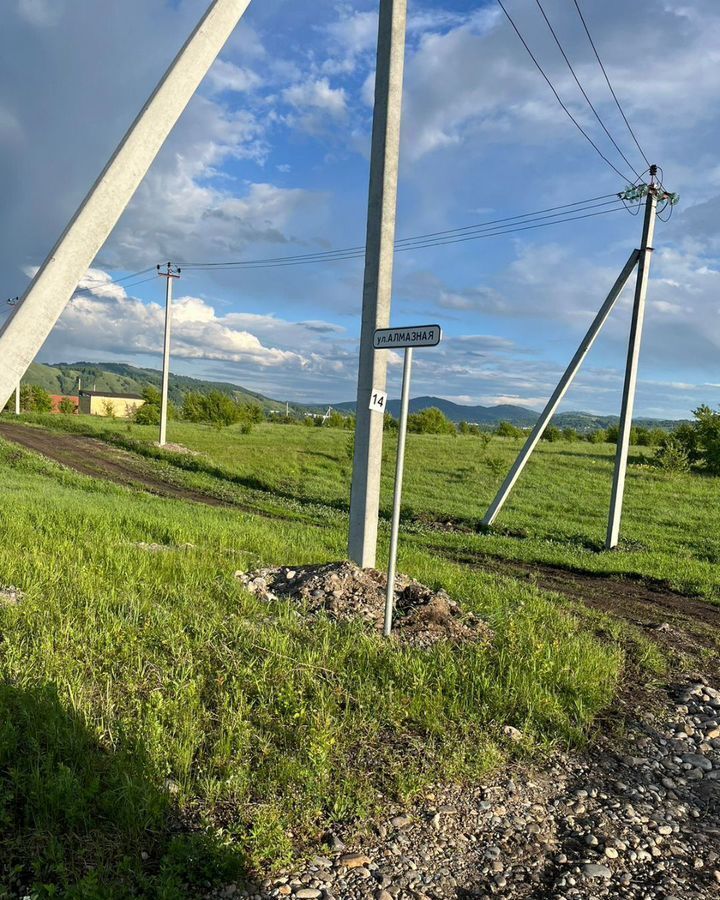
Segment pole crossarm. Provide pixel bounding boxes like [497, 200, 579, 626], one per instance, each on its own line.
[482, 248, 641, 528]
[0, 0, 254, 412]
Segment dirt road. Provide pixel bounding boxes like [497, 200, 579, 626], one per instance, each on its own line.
[0, 422, 229, 507]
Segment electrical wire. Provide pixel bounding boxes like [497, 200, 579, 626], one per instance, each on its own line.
[571, 0, 651, 169]
[71, 273, 158, 301]
[533, 0, 642, 179]
[179, 194, 622, 270]
[79, 267, 156, 288]
[496, 0, 633, 182]
[178, 194, 618, 269]
[179, 203, 627, 272]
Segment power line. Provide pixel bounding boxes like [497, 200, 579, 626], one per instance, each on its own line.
[532, 0, 642, 179]
[496, 0, 633, 182]
[79, 267, 156, 288]
[180, 202, 627, 272]
[571, 0, 651, 169]
[71, 273, 158, 301]
[179, 193, 622, 270]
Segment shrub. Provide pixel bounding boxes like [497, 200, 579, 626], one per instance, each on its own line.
[541, 426, 561, 442]
[18, 385, 53, 413]
[653, 436, 690, 474]
[407, 407, 456, 435]
[656, 405, 720, 475]
[58, 397, 77, 415]
[586, 429, 608, 444]
[182, 391, 245, 429]
[383, 414, 398, 432]
[561, 428, 579, 442]
[495, 421, 523, 439]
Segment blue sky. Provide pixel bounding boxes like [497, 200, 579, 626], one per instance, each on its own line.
[1, 0, 719, 417]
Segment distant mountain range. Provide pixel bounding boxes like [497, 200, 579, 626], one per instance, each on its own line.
[332, 395, 686, 431]
[24, 363, 686, 430]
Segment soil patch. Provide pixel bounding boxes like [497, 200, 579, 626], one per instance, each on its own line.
[439, 547, 720, 669]
[236, 561, 493, 648]
[0, 423, 230, 507]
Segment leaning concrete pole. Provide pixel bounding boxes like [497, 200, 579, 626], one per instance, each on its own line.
[0, 0, 254, 412]
[606, 178, 658, 549]
[348, 0, 408, 568]
[483, 249, 640, 528]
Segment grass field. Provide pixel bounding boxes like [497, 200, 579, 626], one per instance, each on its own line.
[22, 414, 720, 600]
[0, 424, 641, 898]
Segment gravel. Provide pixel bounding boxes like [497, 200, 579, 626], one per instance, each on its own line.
[210, 675, 720, 899]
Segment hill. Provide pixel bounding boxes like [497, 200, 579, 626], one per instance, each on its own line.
[333, 395, 686, 430]
[24, 362, 308, 413]
[334, 395, 539, 426]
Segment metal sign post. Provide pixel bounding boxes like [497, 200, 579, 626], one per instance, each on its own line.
[372, 324, 442, 636]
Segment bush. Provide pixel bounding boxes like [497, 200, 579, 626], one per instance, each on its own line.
[182, 391, 244, 429]
[58, 397, 77, 415]
[561, 428, 579, 442]
[407, 407, 456, 435]
[587, 429, 608, 444]
[664, 405, 720, 475]
[653, 436, 690, 474]
[541, 426, 561, 442]
[495, 421, 523, 439]
[383, 414, 398, 432]
[15, 384, 53, 413]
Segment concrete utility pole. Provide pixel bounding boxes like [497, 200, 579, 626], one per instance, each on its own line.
[0, 0, 254, 412]
[157, 263, 180, 446]
[606, 171, 659, 549]
[349, 0, 408, 568]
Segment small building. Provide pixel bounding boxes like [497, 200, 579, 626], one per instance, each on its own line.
[78, 390, 145, 418]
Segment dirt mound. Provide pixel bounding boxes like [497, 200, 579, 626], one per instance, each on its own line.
[236, 561, 493, 648]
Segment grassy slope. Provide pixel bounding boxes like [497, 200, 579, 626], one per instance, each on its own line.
[0, 435, 623, 897]
[24, 415, 720, 600]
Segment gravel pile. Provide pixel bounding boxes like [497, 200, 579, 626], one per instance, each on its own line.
[236, 562, 493, 648]
[212, 676, 720, 899]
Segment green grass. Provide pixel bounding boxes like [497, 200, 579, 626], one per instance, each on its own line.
[22, 414, 720, 600]
[0, 434, 626, 897]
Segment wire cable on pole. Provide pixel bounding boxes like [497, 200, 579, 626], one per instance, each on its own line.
[533, 0, 642, 179]
[571, 0, 651, 169]
[496, 0, 633, 182]
[179, 202, 627, 272]
[179, 192, 621, 268]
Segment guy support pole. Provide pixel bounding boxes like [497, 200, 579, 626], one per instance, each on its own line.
[384, 347, 413, 636]
[157, 263, 180, 447]
[349, 0, 408, 568]
[606, 171, 659, 549]
[482, 250, 640, 527]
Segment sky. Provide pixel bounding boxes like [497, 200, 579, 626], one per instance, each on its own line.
[1, 0, 719, 418]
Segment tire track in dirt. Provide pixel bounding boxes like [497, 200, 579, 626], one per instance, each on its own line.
[0, 422, 232, 508]
[437, 545, 720, 667]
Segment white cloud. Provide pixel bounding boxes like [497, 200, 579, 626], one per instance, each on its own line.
[17, 0, 61, 27]
[282, 78, 347, 117]
[208, 60, 262, 95]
